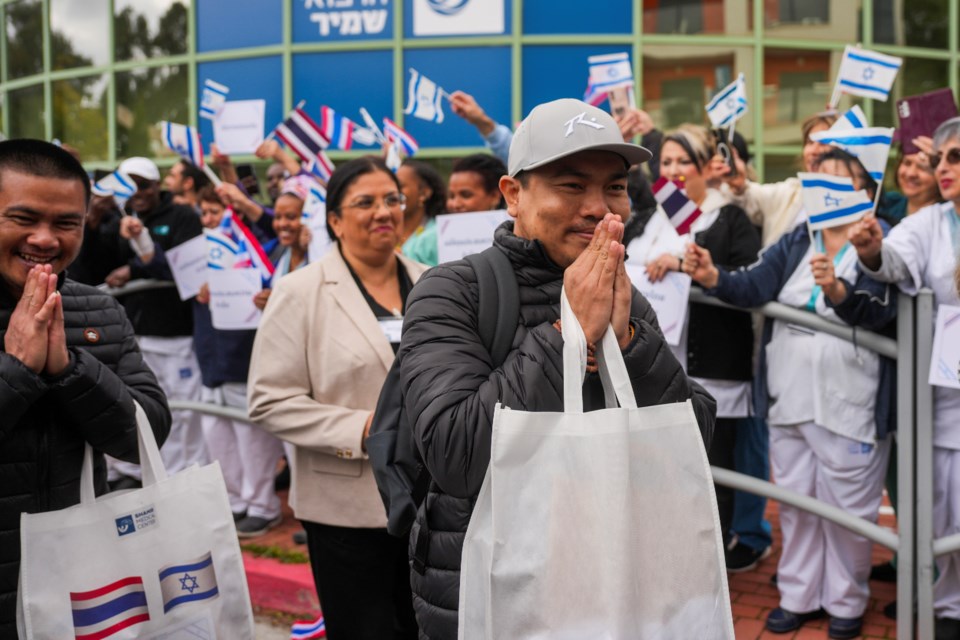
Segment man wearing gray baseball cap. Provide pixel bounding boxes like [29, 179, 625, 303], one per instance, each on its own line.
[396, 99, 716, 639]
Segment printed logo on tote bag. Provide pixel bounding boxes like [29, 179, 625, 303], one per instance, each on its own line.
[114, 505, 158, 538]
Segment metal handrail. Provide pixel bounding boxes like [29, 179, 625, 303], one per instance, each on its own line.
[99, 279, 176, 297]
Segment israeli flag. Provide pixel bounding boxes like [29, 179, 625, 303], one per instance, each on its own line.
[93, 170, 137, 208]
[403, 68, 446, 124]
[832, 105, 868, 131]
[835, 45, 903, 102]
[705, 73, 747, 128]
[799, 172, 874, 230]
[158, 551, 219, 614]
[161, 121, 205, 168]
[810, 126, 894, 182]
[199, 79, 229, 120]
[303, 183, 327, 220]
[588, 52, 634, 94]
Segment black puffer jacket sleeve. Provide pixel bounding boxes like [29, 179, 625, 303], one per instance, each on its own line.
[0, 354, 48, 435]
[46, 296, 171, 461]
[400, 264, 716, 501]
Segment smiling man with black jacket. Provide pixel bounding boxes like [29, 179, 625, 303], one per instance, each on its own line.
[0, 140, 170, 636]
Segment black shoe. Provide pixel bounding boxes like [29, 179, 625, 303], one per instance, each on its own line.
[236, 515, 282, 538]
[828, 615, 863, 639]
[870, 560, 897, 583]
[108, 475, 141, 492]
[293, 530, 307, 545]
[883, 600, 897, 620]
[936, 616, 960, 639]
[726, 542, 772, 573]
[765, 607, 826, 633]
[233, 511, 247, 523]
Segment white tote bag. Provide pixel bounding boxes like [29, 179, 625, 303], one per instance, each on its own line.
[459, 290, 734, 640]
[17, 402, 255, 639]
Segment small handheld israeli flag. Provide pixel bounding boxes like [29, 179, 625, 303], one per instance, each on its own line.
[303, 183, 327, 219]
[587, 52, 634, 94]
[383, 118, 419, 156]
[161, 121, 205, 167]
[810, 126, 894, 183]
[92, 170, 137, 208]
[799, 172, 874, 230]
[832, 45, 903, 106]
[403, 68, 446, 124]
[832, 105, 868, 131]
[705, 73, 747, 128]
[199, 79, 229, 120]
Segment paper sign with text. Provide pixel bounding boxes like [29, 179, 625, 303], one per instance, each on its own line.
[624, 266, 691, 347]
[436, 209, 509, 264]
[213, 100, 265, 155]
[208, 268, 263, 330]
[165, 235, 209, 300]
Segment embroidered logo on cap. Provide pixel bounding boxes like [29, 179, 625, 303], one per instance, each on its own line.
[83, 328, 101, 343]
[563, 112, 605, 137]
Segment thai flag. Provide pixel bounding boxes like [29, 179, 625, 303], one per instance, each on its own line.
[799, 172, 874, 230]
[290, 615, 326, 639]
[70, 576, 150, 639]
[587, 52, 634, 94]
[158, 551, 220, 614]
[652, 177, 702, 235]
[810, 126, 894, 183]
[834, 45, 903, 102]
[161, 121, 204, 167]
[583, 78, 607, 108]
[209, 208, 275, 281]
[199, 79, 229, 120]
[403, 68, 446, 124]
[306, 151, 336, 184]
[383, 118, 419, 156]
[92, 170, 137, 208]
[705, 73, 747, 128]
[273, 107, 331, 164]
[320, 106, 355, 150]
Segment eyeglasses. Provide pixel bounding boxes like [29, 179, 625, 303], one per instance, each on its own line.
[343, 193, 406, 212]
[930, 148, 960, 168]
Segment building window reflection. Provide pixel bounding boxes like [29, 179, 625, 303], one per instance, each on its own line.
[5, 0, 43, 80]
[116, 65, 188, 158]
[114, 0, 188, 62]
[50, 0, 109, 70]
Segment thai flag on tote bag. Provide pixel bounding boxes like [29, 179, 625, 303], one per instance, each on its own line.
[652, 177, 703, 235]
[70, 576, 150, 639]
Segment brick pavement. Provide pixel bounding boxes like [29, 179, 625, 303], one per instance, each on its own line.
[247, 490, 901, 638]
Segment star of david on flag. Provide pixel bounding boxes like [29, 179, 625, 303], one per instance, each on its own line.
[199, 79, 229, 120]
[70, 575, 150, 640]
[587, 52, 634, 94]
[832, 45, 903, 105]
[206, 208, 275, 283]
[158, 551, 220, 614]
[403, 68, 447, 124]
[160, 121, 205, 168]
[705, 73, 748, 128]
[799, 172, 874, 230]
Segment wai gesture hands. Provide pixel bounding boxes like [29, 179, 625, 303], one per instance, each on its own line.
[4, 264, 69, 376]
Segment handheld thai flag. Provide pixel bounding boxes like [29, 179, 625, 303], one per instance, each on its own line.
[587, 52, 634, 95]
[158, 551, 219, 614]
[290, 615, 327, 639]
[306, 151, 336, 184]
[199, 79, 229, 120]
[403, 68, 446, 124]
[272, 107, 330, 164]
[831, 45, 903, 106]
[93, 170, 137, 208]
[652, 177, 702, 235]
[810, 126, 894, 183]
[320, 106, 356, 151]
[383, 118, 419, 156]
[70, 576, 150, 639]
[705, 73, 748, 128]
[583, 78, 607, 107]
[209, 208, 275, 280]
[161, 121, 204, 167]
[799, 172, 874, 230]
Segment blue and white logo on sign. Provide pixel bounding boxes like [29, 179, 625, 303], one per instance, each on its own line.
[115, 515, 136, 537]
[426, 0, 470, 15]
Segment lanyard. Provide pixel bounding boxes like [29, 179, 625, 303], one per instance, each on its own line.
[806, 231, 851, 311]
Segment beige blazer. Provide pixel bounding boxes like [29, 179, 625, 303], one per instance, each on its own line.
[248, 249, 427, 527]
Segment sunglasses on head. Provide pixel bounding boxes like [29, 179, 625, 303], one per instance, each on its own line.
[930, 148, 960, 168]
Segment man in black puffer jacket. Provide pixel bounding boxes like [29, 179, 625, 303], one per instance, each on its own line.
[0, 140, 171, 637]
[398, 99, 716, 639]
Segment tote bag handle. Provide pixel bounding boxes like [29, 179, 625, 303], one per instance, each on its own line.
[79, 400, 169, 505]
[560, 287, 638, 413]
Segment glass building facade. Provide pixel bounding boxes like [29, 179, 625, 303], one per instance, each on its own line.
[0, 0, 956, 181]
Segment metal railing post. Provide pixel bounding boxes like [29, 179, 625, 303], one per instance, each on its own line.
[915, 289, 937, 639]
[897, 292, 917, 639]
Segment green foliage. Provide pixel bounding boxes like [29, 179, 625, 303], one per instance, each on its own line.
[240, 543, 310, 565]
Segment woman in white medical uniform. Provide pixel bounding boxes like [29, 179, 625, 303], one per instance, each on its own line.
[684, 148, 898, 640]
[851, 116, 960, 639]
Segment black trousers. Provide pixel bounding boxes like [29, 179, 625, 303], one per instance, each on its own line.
[302, 520, 418, 640]
[708, 417, 738, 544]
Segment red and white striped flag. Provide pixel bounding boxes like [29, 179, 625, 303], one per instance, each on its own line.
[652, 177, 702, 235]
[272, 107, 330, 164]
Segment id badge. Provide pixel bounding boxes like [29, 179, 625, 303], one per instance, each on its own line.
[379, 317, 403, 344]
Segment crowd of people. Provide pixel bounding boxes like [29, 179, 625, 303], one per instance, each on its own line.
[1, 84, 960, 640]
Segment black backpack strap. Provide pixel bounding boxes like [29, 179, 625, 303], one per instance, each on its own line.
[466, 246, 520, 367]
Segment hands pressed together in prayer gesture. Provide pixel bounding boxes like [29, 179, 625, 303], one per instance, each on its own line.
[563, 213, 633, 350]
[4, 264, 69, 376]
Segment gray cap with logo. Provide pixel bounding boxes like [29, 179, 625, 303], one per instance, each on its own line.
[507, 98, 652, 177]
